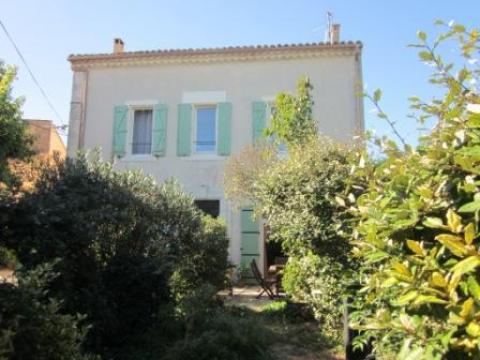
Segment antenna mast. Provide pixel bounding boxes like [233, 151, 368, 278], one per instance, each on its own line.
[325, 12, 333, 44]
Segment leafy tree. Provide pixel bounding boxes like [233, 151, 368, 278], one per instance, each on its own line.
[265, 76, 317, 147]
[1, 152, 229, 355]
[224, 76, 317, 207]
[0, 263, 97, 360]
[0, 61, 32, 188]
[224, 79, 359, 342]
[254, 137, 362, 342]
[347, 22, 480, 359]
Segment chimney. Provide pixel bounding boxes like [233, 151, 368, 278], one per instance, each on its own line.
[113, 38, 124, 54]
[332, 24, 340, 43]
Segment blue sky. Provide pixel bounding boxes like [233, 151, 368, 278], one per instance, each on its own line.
[1, 0, 479, 144]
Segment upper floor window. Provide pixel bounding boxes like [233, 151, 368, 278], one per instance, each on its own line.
[132, 109, 153, 154]
[195, 106, 216, 153]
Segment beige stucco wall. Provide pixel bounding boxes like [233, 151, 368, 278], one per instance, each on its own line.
[49, 126, 67, 158]
[25, 120, 66, 158]
[70, 54, 363, 270]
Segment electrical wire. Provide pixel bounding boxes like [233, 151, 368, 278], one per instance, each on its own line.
[0, 18, 65, 126]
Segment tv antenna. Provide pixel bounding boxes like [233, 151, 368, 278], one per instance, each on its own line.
[325, 12, 334, 44]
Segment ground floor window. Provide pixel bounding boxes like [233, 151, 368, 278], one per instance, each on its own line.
[194, 199, 220, 218]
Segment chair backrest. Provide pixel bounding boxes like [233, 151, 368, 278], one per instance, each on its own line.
[250, 259, 263, 283]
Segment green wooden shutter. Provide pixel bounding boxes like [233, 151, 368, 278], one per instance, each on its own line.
[177, 104, 192, 156]
[240, 208, 261, 280]
[217, 102, 232, 156]
[152, 104, 168, 157]
[252, 101, 267, 144]
[113, 105, 128, 157]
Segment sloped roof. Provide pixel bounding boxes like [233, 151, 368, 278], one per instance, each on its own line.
[68, 41, 362, 70]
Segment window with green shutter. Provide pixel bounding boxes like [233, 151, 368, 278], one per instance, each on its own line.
[194, 105, 217, 154]
[152, 104, 167, 157]
[217, 102, 232, 156]
[177, 103, 192, 156]
[113, 105, 128, 157]
[252, 101, 267, 144]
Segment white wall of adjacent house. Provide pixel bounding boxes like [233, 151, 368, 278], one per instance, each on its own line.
[68, 54, 363, 273]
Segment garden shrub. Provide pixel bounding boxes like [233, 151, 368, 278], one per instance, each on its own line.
[347, 22, 480, 359]
[0, 61, 33, 189]
[224, 79, 361, 343]
[0, 263, 97, 360]
[0, 152, 229, 354]
[253, 137, 361, 342]
[162, 308, 272, 360]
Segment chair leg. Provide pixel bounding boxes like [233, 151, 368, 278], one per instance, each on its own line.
[256, 288, 266, 299]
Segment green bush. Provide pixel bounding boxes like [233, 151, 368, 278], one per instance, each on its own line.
[0, 152, 229, 354]
[347, 23, 480, 359]
[224, 79, 360, 343]
[0, 61, 33, 188]
[162, 309, 272, 360]
[253, 137, 360, 342]
[0, 263, 97, 360]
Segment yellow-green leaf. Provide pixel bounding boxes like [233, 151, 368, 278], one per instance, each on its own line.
[449, 311, 466, 325]
[423, 217, 448, 230]
[431, 272, 448, 288]
[452, 256, 480, 279]
[406, 240, 425, 256]
[459, 200, 480, 213]
[395, 291, 418, 306]
[467, 276, 480, 299]
[465, 223, 476, 245]
[392, 261, 412, 276]
[436, 234, 468, 257]
[466, 321, 480, 337]
[413, 295, 448, 306]
[381, 277, 398, 288]
[460, 297, 475, 319]
[447, 209, 463, 233]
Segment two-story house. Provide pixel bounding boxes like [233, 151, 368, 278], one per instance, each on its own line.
[67, 26, 363, 274]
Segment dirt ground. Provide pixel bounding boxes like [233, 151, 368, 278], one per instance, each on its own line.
[221, 285, 344, 360]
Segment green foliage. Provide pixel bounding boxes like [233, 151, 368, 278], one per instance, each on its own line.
[348, 22, 480, 359]
[223, 143, 277, 207]
[265, 76, 316, 147]
[225, 76, 359, 342]
[282, 253, 346, 341]
[0, 263, 97, 360]
[0, 152, 229, 355]
[0, 61, 32, 188]
[255, 137, 358, 261]
[254, 137, 360, 343]
[162, 308, 272, 360]
[225, 134, 360, 342]
[170, 215, 229, 303]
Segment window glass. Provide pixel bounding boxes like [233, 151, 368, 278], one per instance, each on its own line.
[132, 110, 152, 154]
[194, 200, 220, 218]
[196, 107, 216, 153]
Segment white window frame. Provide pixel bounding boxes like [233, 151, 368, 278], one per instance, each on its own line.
[192, 104, 218, 155]
[125, 105, 155, 160]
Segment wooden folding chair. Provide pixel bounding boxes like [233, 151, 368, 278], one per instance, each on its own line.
[250, 259, 277, 299]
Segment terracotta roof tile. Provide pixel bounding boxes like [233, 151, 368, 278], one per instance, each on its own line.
[68, 41, 362, 62]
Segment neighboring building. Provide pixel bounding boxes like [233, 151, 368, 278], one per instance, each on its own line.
[66, 27, 364, 274]
[24, 119, 66, 158]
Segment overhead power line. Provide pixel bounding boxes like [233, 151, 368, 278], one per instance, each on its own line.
[0, 18, 65, 125]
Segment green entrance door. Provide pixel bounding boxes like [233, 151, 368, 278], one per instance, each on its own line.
[240, 208, 260, 279]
